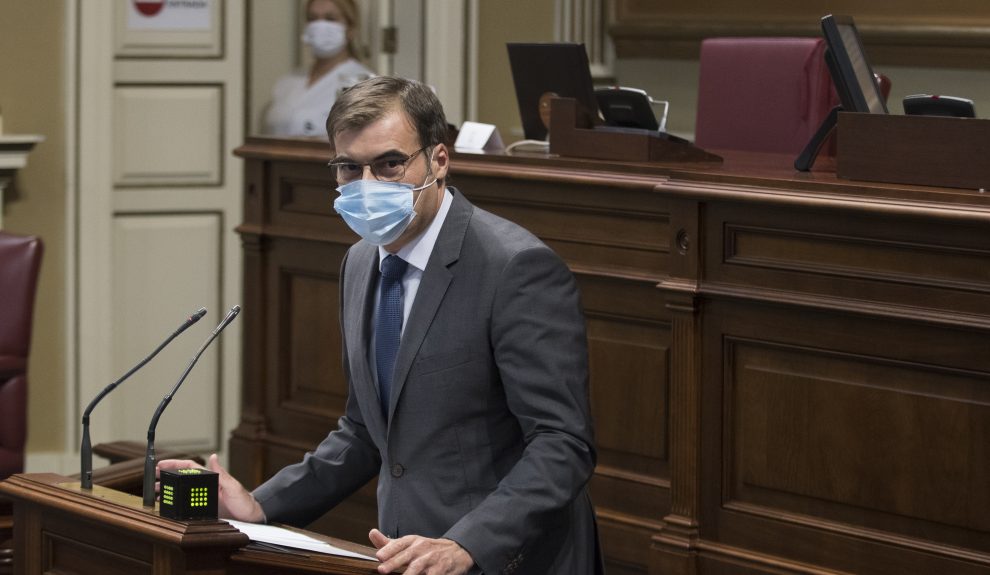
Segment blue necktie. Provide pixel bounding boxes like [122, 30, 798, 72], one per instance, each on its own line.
[376, 254, 408, 419]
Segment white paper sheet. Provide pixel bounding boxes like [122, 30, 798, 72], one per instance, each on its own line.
[226, 519, 376, 561]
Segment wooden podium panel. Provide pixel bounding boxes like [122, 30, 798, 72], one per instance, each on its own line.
[231, 136, 990, 575]
[0, 473, 377, 575]
[1, 473, 247, 575]
[230, 548, 377, 575]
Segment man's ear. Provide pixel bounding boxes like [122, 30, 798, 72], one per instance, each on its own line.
[432, 143, 449, 182]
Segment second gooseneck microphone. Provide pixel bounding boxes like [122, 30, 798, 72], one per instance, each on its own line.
[142, 305, 241, 508]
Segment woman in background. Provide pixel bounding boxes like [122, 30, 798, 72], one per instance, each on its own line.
[264, 0, 374, 137]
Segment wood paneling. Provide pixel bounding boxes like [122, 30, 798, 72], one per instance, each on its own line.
[588, 315, 669, 467]
[455, 168, 673, 280]
[678, 175, 990, 574]
[838, 112, 990, 190]
[265, 239, 347, 441]
[702, 200, 990, 322]
[729, 336, 990, 534]
[45, 530, 152, 574]
[610, 0, 990, 67]
[284, 272, 342, 411]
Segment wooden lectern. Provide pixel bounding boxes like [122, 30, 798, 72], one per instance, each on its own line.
[0, 473, 377, 575]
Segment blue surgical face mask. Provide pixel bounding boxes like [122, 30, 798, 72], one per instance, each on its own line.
[333, 174, 437, 246]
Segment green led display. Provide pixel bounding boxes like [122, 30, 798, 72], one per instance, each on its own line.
[158, 468, 218, 520]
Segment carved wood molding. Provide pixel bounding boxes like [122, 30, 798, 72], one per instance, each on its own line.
[610, 3, 990, 68]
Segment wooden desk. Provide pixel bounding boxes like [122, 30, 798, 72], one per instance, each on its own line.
[231, 137, 990, 575]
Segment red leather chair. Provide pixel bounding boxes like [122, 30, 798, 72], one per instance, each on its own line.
[0, 232, 43, 480]
[695, 37, 837, 155]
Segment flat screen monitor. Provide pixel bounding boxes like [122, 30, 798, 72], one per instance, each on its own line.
[821, 14, 888, 114]
[507, 43, 599, 140]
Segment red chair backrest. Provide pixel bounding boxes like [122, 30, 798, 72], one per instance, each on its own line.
[0, 232, 44, 479]
[695, 37, 836, 155]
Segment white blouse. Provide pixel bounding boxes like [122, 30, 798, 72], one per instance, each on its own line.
[264, 59, 374, 137]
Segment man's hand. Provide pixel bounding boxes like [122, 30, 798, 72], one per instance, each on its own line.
[156, 453, 266, 523]
[369, 529, 474, 575]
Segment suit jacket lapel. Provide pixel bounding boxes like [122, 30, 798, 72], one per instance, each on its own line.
[386, 190, 473, 425]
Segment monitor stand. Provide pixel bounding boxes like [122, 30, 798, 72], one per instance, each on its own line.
[795, 105, 842, 172]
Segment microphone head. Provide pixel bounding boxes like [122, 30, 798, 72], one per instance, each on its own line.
[174, 306, 208, 337]
[224, 305, 241, 323]
[213, 305, 242, 333]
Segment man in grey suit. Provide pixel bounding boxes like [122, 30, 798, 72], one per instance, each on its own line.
[161, 76, 601, 574]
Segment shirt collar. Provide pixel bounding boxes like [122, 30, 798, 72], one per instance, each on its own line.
[378, 187, 453, 272]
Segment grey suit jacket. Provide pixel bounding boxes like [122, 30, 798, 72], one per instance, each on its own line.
[253, 190, 602, 574]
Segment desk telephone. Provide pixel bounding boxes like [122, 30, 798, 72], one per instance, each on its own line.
[595, 86, 669, 133]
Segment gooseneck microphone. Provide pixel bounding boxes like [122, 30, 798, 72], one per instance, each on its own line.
[142, 305, 241, 508]
[80, 307, 207, 490]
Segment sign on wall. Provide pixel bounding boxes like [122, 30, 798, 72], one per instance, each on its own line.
[116, 0, 222, 58]
[127, 0, 212, 32]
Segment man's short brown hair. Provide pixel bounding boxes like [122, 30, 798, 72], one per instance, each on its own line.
[326, 76, 447, 150]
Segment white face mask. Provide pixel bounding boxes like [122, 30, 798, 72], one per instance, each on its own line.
[302, 20, 347, 59]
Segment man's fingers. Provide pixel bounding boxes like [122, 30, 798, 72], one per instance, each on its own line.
[378, 536, 444, 574]
[207, 453, 223, 474]
[372, 536, 472, 575]
[375, 534, 414, 562]
[156, 458, 200, 476]
[380, 545, 417, 574]
[369, 528, 390, 549]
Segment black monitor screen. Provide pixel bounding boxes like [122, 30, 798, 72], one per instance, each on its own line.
[822, 14, 888, 114]
[507, 43, 599, 140]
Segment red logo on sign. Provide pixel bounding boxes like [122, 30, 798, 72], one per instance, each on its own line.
[133, 0, 165, 17]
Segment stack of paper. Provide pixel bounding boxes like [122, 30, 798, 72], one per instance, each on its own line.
[226, 519, 375, 561]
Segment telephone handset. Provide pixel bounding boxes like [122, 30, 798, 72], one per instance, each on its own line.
[594, 87, 668, 132]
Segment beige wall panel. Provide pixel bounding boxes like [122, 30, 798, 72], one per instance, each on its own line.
[879, 65, 990, 119]
[113, 85, 222, 187]
[115, 0, 223, 58]
[476, 0, 555, 140]
[108, 213, 222, 452]
[247, 1, 297, 135]
[0, 1, 69, 460]
[613, 58, 700, 139]
[424, 0, 465, 126]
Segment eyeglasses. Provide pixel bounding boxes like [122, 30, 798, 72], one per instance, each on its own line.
[328, 147, 429, 184]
